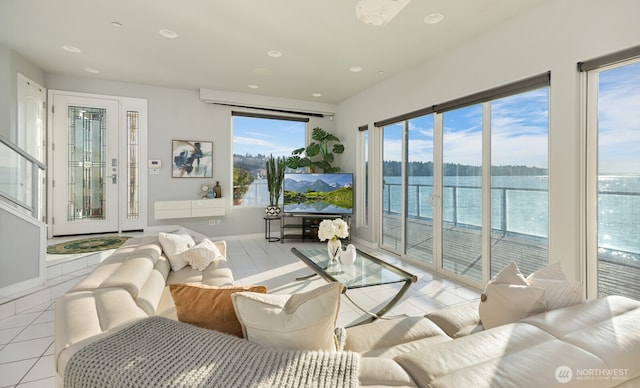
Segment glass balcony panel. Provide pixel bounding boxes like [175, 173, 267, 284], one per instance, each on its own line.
[442, 105, 483, 282]
[596, 61, 640, 299]
[406, 115, 434, 264]
[490, 89, 549, 278]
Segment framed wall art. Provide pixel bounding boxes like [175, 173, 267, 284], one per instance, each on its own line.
[172, 140, 213, 178]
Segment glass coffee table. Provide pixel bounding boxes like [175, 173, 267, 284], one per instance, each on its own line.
[291, 246, 417, 326]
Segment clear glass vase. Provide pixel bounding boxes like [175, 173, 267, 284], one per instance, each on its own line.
[326, 238, 342, 274]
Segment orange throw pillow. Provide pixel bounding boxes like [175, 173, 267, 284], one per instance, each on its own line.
[169, 283, 267, 337]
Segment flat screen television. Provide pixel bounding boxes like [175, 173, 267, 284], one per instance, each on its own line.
[283, 173, 353, 215]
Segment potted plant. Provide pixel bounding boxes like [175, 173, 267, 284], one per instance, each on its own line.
[233, 167, 255, 205]
[286, 127, 344, 173]
[265, 154, 286, 216]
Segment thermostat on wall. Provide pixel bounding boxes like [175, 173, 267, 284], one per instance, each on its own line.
[148, 159, 162, 175]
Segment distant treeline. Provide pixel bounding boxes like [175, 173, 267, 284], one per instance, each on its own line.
[235, 154, 548, 177]
[234, 153, 271, 175]
[383, 161, 547, 176]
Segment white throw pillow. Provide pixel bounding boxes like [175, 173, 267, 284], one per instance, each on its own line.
[527, 262, 583, 310]
[158, 230, 195, 271]
[231, 282, 344, 351]
[479, 261, 546, 329]
[479, 284, 545, 329]
[528, 278, 583, 310]
[182, 238, 222, 271]
[493, 261, 529, 286]
[526, 261, 567, 281]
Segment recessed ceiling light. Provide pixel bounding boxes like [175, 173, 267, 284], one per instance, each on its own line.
[248, 84, 259, 89]
[350, 66, 363, 72]
[84, 67, 100, 74]
[378, 70, 385, 75]
[424, 13, 444, 24]
[111, 21, 122, 28]
[312, 93, 322, 97]
[62, 45, 82, 54]
[158, 29, 178, 39]
[267, 50, 282, 58]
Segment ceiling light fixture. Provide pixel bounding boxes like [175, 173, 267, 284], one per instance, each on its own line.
[158, 29, 178, 39]
[111, 21, 122, 28]
[62, 45, 82, 54]
[356, 0, 412, 26]
[312, 93, 322, 97]
[248, 84, 259, 89]
[424, 13, 444, 24]
[267, 50, 282, 58]
[350, 66, 363, 72]
[84, 67, 100, 74]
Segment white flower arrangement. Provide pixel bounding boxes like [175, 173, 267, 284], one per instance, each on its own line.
[318, 218, 349, 241]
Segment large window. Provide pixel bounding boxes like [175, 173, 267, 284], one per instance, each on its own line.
[382, 122, 403, 250]
[490, 89, 549, 278]
[442, 105, 483, 281]
[232, 113, 306, 206]
[407, 115, 434, 263]
[585, 55, 640, 300]
[358, 125, 369, 227]
[377, 74, 549, 286]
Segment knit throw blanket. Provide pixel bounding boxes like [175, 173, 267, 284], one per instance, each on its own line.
[64, 316, 360, 388]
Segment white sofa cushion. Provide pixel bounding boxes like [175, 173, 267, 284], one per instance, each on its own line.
[232, 283, 343, 351]
[394, 322, 608, 388]
[345, 316, 451, 357]
[523, 295, 640, 374]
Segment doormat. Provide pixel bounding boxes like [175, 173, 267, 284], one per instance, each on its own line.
[47, 236, 131, 254]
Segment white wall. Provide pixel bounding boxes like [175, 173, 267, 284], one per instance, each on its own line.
[44, 75, 334, 237]
[334, 0, 640, 281]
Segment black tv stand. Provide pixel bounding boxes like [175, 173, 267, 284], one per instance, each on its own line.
[280, 213, 351, 243]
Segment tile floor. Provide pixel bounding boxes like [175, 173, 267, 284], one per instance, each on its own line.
[0, 234, 480, 387]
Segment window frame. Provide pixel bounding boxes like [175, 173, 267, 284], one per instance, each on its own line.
[231, 111, 308, 207]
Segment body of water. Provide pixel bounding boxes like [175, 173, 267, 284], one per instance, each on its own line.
[384, 175, 640, 256]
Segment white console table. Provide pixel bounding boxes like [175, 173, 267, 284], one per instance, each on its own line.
[154, 199, 225, 219]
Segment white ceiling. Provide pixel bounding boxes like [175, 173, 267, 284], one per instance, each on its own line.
[0, 0, 547, 104]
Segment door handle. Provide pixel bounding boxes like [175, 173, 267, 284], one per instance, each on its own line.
[111, 174, 117, 184]
[430, 194, 440, 207]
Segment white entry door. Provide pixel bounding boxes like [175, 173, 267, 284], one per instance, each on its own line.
[50, 94, 120, 235]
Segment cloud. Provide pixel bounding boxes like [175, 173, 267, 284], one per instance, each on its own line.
[597, 62, 640, 173]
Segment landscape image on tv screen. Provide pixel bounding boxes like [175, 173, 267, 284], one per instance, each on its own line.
[283, 173, 353, 215]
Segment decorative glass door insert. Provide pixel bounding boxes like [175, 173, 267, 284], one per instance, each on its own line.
[66, 106, 108, 221]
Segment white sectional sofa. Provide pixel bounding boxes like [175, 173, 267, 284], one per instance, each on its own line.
[54, 234, 232, 386]
[55, 234, 640, 387]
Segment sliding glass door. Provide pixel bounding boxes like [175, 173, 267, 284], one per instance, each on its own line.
[586, 59, 640, 300]
[406, 115, 434, 263]
[381, 116, 435, 264]
[382, 123, 403, 252]
[490, 90, 549, 278]
[378, 75, 550, 287]
[441, 105, 483, 281]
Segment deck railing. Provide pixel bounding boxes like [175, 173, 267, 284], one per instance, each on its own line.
[383, 182, 549, 235]
[0, 135, 46, 219]
[384, 181, 640, 254]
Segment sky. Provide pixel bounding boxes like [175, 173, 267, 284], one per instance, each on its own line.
[598, 61, 640, 174]
[233, 116, 305, 158]
[234, 62, 639, 176]
[383, 88, 550, 169]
